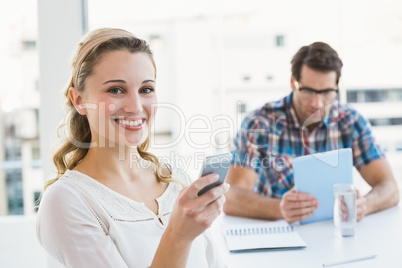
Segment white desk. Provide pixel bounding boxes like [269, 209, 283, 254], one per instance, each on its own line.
[211, 205, 402, 268]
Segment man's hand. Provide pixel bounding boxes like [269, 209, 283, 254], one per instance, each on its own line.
[279, 188, 319, 223]
[356, 189, 367, 221]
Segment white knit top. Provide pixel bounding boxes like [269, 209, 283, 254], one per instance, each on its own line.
[36, 168, 225, 268]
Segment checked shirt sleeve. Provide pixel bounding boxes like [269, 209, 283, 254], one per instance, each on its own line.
[350, 110, 385, 170]
[231, 112, 273, 174]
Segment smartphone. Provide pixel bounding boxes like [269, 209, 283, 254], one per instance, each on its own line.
[197, 153, 232, 196]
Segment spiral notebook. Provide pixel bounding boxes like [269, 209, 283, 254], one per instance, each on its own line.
[222, 216, 307, 252]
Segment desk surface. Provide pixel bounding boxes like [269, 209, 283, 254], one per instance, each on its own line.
[211, 205, 402, 268]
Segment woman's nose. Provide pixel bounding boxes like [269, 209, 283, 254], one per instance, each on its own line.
[123, 92, 143, 114]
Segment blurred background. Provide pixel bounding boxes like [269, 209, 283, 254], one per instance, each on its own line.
[0, 0, 401, 266]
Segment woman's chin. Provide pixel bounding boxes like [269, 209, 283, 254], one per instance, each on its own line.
[126, 139, 146, 148]
[122, 133, 148, 147]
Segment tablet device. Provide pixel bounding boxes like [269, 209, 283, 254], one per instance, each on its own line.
[293, 148, 353, 224]
[197, 153, 232, 196]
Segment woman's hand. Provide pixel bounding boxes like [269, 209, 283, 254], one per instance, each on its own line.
[152, 174, 229, 268]
[167, 173, 230, 243]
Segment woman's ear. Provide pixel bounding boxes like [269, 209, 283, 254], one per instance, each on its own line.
[69, 87, 87, 115]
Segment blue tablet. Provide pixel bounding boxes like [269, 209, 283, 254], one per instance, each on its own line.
[293, 148, 353, 224]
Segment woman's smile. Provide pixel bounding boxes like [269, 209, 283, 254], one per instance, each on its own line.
[113, 116, 147, 131]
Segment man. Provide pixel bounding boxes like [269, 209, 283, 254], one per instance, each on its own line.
[224, 42, 399, 223]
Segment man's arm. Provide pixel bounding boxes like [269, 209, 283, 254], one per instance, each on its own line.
[358, 158, 399, 220]
[223, 165, 318, 222]
[223, 165, 282, 219]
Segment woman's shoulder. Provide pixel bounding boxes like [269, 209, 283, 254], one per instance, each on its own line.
[39, 170, 88, 208]
[43, 170, 75, 193]
[38, 169, 112, 217]
[36, 171, 97, 228]
[44, 170, 90, 194]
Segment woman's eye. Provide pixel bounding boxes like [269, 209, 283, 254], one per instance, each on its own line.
[108, 87, 123, 94]
[140, 87, 154, 94]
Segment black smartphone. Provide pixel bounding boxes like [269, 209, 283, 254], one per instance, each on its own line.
[197, 153, 232, 196]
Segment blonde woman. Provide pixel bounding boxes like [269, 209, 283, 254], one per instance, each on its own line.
[36, 28, 228, 268]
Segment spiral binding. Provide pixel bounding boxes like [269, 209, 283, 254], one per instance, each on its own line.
[226, 225, 294, 236]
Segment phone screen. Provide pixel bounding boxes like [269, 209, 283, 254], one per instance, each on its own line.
[197, 153, 232, 196]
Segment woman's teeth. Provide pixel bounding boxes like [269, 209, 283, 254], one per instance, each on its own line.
[118, 119, 143, 127]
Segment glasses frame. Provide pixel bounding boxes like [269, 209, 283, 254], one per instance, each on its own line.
[294, 81, 339, 101]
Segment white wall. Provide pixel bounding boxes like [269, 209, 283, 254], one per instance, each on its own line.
[0, 216, 48, 268]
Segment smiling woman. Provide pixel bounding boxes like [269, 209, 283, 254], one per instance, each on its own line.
[70, 50, 157, 147]
[36, 28, 229, 268]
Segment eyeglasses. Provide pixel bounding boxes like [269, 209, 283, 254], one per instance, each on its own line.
[294, 81, 338, 102]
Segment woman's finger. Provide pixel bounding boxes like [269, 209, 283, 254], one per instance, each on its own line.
[185, 174, 220, 198]
[196, 182, 229, 205]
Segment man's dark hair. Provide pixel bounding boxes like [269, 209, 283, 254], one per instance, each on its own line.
[291, 42, 343, 85]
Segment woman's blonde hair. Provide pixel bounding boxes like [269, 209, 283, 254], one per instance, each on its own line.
[45, 28, 179, 189]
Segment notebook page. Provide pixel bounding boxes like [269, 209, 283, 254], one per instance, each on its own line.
[223, 220, 307, 252]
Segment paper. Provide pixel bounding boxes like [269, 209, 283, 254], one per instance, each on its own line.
[222, 216, 307, 252]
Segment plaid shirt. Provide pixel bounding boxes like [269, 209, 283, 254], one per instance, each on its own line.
[231, 92, 384, 198]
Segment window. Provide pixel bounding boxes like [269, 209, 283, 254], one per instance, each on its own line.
[346, 91, 358, 103]
[22, 40, 37, 50]
[369, 117, 402, 126]
[347, 88, 402, 103]
[365, 90, 385, 102]
[275, 35, 285, 47]
[0, 0, 40, 216]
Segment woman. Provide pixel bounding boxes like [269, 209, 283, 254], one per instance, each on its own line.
[36, 28, 228, 267]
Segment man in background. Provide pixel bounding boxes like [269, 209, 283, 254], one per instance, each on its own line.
[224, 42, 399, 223]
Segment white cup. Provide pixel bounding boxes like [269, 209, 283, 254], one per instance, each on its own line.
[333, 183, 357, 237]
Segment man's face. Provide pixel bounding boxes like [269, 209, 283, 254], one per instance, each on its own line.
[291, 64, 338, 128]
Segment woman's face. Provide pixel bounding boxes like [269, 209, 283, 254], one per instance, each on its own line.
[75, 50, 157, 148]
